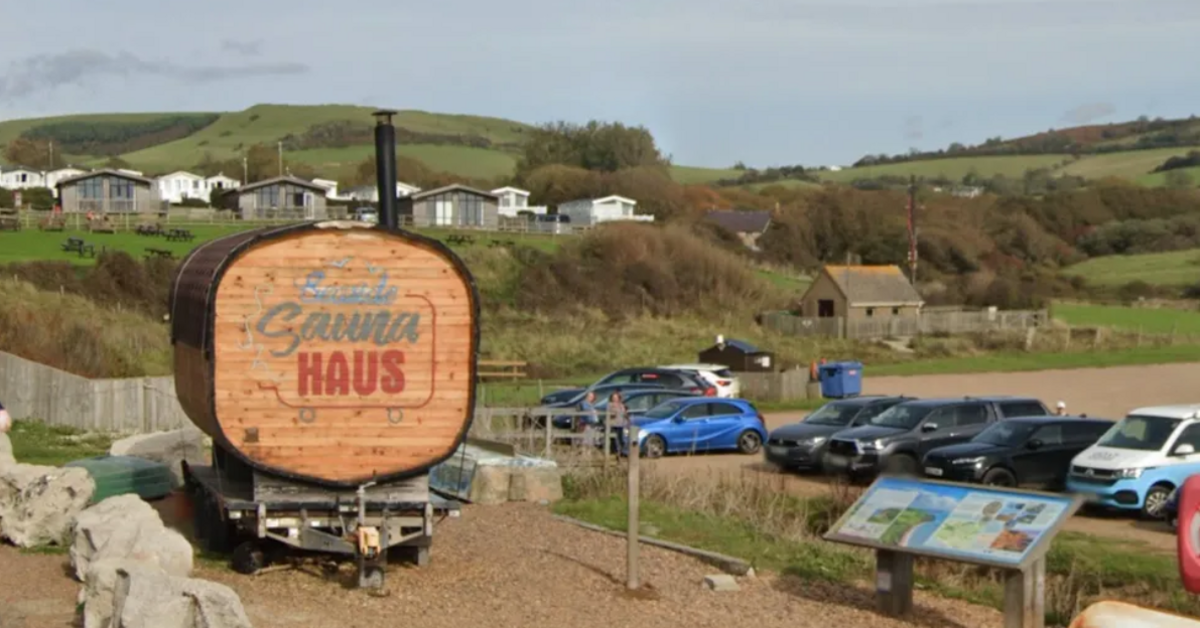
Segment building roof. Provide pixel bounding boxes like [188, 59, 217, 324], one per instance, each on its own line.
[704, 210, 772, 234]
[232, 176, 329, 194]
[410, 183, 498, 200]
[158, 170, 203, 180]
[491, 186, 531, 196]
[705, 339, 763, 354]
[818, 265, 923, 306]
[57, 168, 155, 186]
[593, 195, 636, 205]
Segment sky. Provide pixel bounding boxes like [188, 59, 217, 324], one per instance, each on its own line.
[2, 0, 1199, 168]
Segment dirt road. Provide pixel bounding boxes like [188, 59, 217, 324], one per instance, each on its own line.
[652, 362, 1200, 551]
[0, 504, 1004, 628]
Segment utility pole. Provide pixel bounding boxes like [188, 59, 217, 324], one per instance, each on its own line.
[242, 156, 249, 185]
[277, 142, 284, 177]
[47, 141, 54, 169]
[907, 175, 918, 285]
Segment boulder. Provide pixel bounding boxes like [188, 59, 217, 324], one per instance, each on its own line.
[0, 432, 13, 467]
[83, 559, 252, 628]
[109, 428, 208, 487]
[71, 494, 194, 581]
[703, 574, 740, 592]
[0, 463, 95, 547]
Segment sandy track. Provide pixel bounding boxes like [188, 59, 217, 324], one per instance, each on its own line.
[650, 362, 1200, 551]
[0, 504, 1004, 628]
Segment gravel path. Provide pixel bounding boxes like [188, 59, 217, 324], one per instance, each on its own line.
[0, 504, 1002, 628]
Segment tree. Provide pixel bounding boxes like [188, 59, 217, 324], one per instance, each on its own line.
[515, 120, 669, 178]
[1165, 169, 1194, 190]
[3, 138, 64, 169]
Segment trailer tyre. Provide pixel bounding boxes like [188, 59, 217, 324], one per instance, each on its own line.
[231, 541, 265, 575]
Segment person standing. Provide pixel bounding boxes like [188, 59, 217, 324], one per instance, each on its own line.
[1055, 401, 1067, 416]
[605, 392, 628, 454]
[578, 391, 599, 447]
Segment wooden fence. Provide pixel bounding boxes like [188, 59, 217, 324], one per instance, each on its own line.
[760, 309, 1049, 339]
[0, 351, 190, 433]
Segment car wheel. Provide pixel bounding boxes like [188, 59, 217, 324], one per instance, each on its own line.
[885, 454, 918, 476]
[737, 430, 763, 455]
[643, 435, 666, 459]
[982, 468, 1017, 487]
[1142, 485, 1173, 519]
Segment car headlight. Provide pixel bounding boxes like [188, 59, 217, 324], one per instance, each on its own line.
[801, 436, 827, 446]
[860, 439, 885, 450]
[1115, 468, 1144, 479]
[952, 456, 986, 466]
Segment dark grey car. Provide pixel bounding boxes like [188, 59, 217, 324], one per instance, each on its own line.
[764, 396, 913, 470]
[824, 396, 1051, 479]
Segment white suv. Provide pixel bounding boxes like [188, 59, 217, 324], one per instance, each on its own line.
[658, 364, 741, 398]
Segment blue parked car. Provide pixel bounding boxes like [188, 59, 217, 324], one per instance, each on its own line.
[618, 397, 767, 458]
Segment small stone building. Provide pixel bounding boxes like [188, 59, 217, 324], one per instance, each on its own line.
[56, 169, 158, 214]
[698, 337, 775, 373]
[396, 184, 499, 228]
[798, 265, 923, 321]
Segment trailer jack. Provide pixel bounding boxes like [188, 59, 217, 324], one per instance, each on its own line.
[354, 481, 388, 590]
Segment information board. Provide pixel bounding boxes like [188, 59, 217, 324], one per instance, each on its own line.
[825, 476, 1081, 569]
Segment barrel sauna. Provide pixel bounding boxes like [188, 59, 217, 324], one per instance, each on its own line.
[170, 221, 479, 487]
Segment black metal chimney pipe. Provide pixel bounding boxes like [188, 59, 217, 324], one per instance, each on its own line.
[373, 109, 398, 229]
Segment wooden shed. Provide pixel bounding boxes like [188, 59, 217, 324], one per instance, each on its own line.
[698, 337, 775, 373]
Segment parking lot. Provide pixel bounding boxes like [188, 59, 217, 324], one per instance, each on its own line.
[634, 361, 1200, 551]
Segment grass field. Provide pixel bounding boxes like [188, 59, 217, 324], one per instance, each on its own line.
[1053, 302, 1200, 335]
[817, 154, 1071, 183]
[870, 344, 1200, 376]
[668, 165, 744, 184]
[287, 144, 519, 180]
[1137, 164, 1200, 187]
[1058, 146, 1199, 180]
[744, 178, 823, 191]
[1064, 249, 1200, 287]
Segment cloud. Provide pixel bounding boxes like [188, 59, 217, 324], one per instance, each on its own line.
[903, 115, 923, 141]
[912, 492, 958, 513]
[221, 39, 263, 56]
[1060, 102, 1116, 125]
[0, 49, 309, 101]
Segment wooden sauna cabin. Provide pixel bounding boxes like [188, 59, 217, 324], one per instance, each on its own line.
[171, 221, 480, 487]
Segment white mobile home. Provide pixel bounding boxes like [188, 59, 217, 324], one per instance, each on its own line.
[555, 195, 651, 226]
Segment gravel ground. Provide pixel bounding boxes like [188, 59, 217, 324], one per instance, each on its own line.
[0, 504, 1002, 628]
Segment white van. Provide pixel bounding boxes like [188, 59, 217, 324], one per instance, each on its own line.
[1067, 404, 1200, 518]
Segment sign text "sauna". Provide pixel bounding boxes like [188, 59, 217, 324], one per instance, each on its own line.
[254, 269, 424, 397]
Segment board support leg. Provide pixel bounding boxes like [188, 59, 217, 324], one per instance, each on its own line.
[1004, 559, 1045, 628]
[875, 549, 913, 617]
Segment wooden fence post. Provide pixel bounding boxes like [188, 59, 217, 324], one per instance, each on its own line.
[603, 418, 612, 471]
[627, 425, 641, 590]
[543, 411, 552, 458]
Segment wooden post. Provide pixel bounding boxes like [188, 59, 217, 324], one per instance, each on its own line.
[543, 410, 552, 458]
[603, 416, 612, 470]
[627, 425, 640, 590]
[875, 550, 914, 617]
[1004, 559, 1045, 628]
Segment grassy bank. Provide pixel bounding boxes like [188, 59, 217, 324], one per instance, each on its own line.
[1053, 302, 1200, 335]
[555, 469, 1199, 626]
[7, 420, 114, 466]
[868, 344, 1200, 376]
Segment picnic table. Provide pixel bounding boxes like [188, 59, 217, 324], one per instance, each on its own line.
[0, 216, 20, 232]
[488, 239, 516, 248]
[165, 228, 194, 242]
[144, 247, 176, 260]
[136, 224, 164, 236]
[39, 217, 65, 232]
[87, 218, 116, 234]
[445, 233, 475, 246]
[62, 237, 96, 258]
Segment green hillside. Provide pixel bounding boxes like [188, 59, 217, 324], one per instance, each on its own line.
[818, 155, 1070, 182]
[1064, 249, 1200, 287]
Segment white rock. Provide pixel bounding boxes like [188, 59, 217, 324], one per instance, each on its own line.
[0, 463, 95, 547]
[71, 493, 194, 581]
[703, 574, 740, 592]
[83, 559, 253, 628]
[110, 428, 207, 487]
[0, 433, 13, 467]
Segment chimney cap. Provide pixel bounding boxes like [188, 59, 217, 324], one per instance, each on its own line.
[372, 109, 398, 123]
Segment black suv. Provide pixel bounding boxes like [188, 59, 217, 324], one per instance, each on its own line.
[764, 396, 914, 470]
[539, 368, 712, 405]
[824, 396, 1050, 479]
[921, 416, 1111, 488]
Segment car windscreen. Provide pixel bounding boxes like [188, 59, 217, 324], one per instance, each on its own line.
[869, 404, 934, 430]
[974, 422, 1039, 446]
[804, 402, 862, 426]
[1096, 415, 1183, 452]
[643, 400, 687, 420]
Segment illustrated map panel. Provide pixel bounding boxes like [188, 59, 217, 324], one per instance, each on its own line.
[827, 476, 1075, 567]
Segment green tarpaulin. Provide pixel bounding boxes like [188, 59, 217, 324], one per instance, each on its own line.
[64, 455, 174, 504]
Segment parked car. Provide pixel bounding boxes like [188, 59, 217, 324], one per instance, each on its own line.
[658, 364, 741, 398]
[604, 389, 702, 416]
[539, 368, 714, 405]
[824, 396, 1051, 479]
[543, 383, 671, 429]
[1067, 404, 1200, 519]
[764, 396, 914, 471]
[618, 397, 767, 458]
[921, 416, 1111, 488]
[1166, 485, 1181, 530]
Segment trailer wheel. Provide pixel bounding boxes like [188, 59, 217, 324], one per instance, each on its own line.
[231, 541, 265, 575]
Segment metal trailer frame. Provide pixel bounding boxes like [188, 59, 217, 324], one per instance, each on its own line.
[182, 444, 461, 589]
